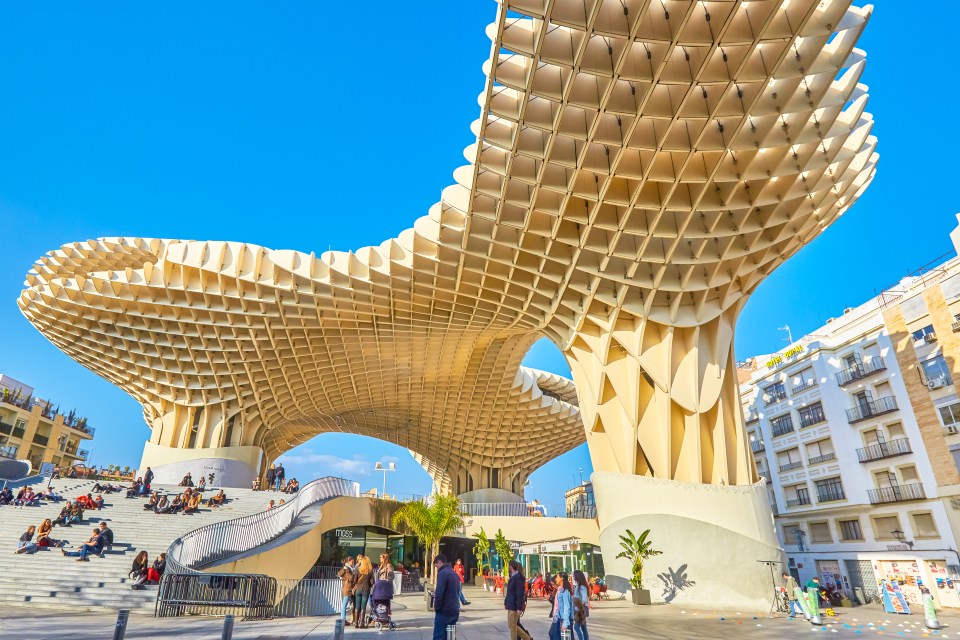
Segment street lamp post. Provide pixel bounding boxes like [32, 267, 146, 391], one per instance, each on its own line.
[891, 528, 915, 549]
[375, 461, 396, 498]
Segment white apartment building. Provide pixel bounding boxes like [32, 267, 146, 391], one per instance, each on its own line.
[740, 216, 960, 610]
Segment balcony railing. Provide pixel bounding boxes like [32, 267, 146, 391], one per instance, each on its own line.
[779, 461, 803, 472]
[786, 496, 812, 507]
[792, 379, 818, 393]
[771, 418, 795, 437]
[765, 390, 788, 405]
[836, 357, 886, 386]
[856, 438, 912, 463]
[32, 434, 49, 447]
[750, 440, 765, 454]
[846, 396, 898, 423]
[867, 483, 926, 505]
[952, 320, 960, 333]
[460, 502, 596, 519]
[816, 486, 846, 503]
[807, 452, 837, 465]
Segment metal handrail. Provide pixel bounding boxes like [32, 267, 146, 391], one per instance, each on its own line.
[836, 356, 886, 386]
[460, 502, 596, 518]
[845, 396, 898, 423]
[856, 438, 912, 463]
[166, 476, 359, 575]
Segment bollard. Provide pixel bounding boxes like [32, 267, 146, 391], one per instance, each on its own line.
[222, 614, 235, 640]
[446, 623, 457, 640]
[923, 592, 942, 630]
[113, 609, 130, 640]
[807, 587, 823, 626]
[333, 619, 345, 640]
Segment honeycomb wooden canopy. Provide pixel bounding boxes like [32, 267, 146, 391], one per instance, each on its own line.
[19, 0, 877, 493]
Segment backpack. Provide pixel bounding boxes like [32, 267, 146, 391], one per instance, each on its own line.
[573, 585, 589, 623]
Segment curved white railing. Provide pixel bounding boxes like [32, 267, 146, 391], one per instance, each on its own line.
[167, 475, 360, 574]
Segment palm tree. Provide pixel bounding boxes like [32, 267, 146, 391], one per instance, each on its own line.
[615, 528, 661, 591]
[391, 494, 465, 581]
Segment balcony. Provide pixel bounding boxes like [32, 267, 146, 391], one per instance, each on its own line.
[765, 390, 788, 405]
[807, 452, 837, 465]
[792, 379, 818, 393]
[779, 460, 803, 472]
[799, 407, 827, 428]
[952, 320, 960, 333]
[750, 440, 765, 454]
[786, 496, 812, 507]
[32, 434, 49, 447]
[836, 357, 886, 387]
[846, 396, 898, 423]
[856, 438, 912, 463]
[816, 486, 847, 503]
[771, 416, 795, 437]
[867, 483, 926, 505]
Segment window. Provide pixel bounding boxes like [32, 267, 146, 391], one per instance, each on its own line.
[912, 325, 936, 343]
[782, 524, 804, 546]
[814, 477, 846, 502]
[898, 465, 919, 484]
[806, 439, 836, 465]
[792, 367, 817, 392]
[784, 484, 810, 506]
[939, 403, 960, 432]
[809, 521, 832, 544]
[771, 413, 795, 437]
[887, 422, 905, 439]
[777, 448, 802, 472]
[951, 446, 960, 474]
[838, 519, 864, 541]
[873, 515, 901, 540]
[912, 513, 939, 538]
[799, 402, 826, 428]
[922, 355, 953, 388]
[764, 382, 787, 404]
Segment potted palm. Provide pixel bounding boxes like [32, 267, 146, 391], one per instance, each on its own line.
[472, 528, 491, 587]
[615, 528, 661, 605]
[391, 494, 465, 608]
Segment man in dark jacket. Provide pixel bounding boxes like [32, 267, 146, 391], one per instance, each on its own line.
[432, 554, 460, 640]
[505, 560, 532, 640]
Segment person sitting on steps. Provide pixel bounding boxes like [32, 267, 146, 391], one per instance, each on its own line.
[93, 494, 105, 510]
[97, 521, 114, 553]
[129, 551, 149, 590]
[153, 495, 170, 514]
[61, 528, 105, 561]
[147, 552, 166, 584]
[163, 494, 182, 514]
[197, 476, 206, 492]
[15, 525, 38, 554]
[142, 492, 159, 511]
[0, 487, 13, 505]
[178, 473, 194, 487]
[125, 479, 143, 498]
[36, 518, 65, 548]
[205, 489, 226, 508]
[14, 487, 38, 507]
[182, 491, 202, 515]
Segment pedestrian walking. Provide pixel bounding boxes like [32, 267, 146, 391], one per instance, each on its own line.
[432, 554, 460, 640]
[548, 572, 573, 640]
[274, 463, 285, 492]
[572, 570, 590, 640]
[454, 558, 470, 605]
[338, 556, 357, 625]
[783, 572, 799, 618]
[505, 560, 532, 640]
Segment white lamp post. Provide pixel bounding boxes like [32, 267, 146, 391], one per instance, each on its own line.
[375, 461, 396, 498]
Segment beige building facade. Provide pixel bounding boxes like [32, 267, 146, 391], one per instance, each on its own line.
[18, 0, 878, 609]
[0, 374, 94, 472]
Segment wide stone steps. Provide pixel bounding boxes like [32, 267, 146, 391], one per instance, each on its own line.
[0, 479, 274, 613]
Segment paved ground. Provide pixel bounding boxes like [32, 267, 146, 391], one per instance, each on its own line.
[2, 587, 959, 639]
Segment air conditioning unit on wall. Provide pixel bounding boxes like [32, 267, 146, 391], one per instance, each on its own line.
[926, 332, 938, 342]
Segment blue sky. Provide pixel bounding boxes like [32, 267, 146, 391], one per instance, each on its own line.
[0, 2, 954, 506]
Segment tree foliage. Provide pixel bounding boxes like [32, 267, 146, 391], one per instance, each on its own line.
[472, 527, 491, 575]
[391, 494, 464, 581]
[494, 528, 513, 569]
[615, 528, 661, 590]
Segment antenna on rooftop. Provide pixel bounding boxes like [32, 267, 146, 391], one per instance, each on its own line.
[778, 325, 793, 345]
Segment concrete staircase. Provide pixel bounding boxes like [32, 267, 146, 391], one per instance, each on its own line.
[0, 479, 272, 614]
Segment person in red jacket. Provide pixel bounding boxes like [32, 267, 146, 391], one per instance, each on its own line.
[454, 558, 470, 606]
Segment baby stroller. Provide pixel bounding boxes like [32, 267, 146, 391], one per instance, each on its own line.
[369, 577, 397, 630]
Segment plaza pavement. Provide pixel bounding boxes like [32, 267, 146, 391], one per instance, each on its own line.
[3, 586, 960, 639]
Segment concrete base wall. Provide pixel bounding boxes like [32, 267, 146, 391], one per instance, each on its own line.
[593, 472, 782, 610]
[139, 441, 261, 488]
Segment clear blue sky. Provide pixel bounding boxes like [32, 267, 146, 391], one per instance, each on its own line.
[0, 2, 954, 507]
